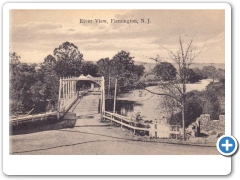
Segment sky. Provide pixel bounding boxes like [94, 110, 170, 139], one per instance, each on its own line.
[9, 10, 225, 64]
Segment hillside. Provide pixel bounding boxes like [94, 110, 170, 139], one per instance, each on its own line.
[134, 61, 225, 73]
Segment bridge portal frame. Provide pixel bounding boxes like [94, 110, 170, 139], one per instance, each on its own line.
[57, 75, 105, 119]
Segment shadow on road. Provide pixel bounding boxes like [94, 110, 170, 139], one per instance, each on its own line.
[59, 129, 216, 148]
[58, 129, 140, 142]
[74, 124, 110, 128]
[10, 119, 77, 136]
[11, 139, 112, 154]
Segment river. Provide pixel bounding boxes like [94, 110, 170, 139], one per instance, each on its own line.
[105, 79, 212, 122]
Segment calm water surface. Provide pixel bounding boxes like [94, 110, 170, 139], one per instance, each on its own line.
[105, 79, 211, 121]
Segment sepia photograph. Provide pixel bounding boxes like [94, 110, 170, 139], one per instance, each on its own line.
[9, 8, 226, 156]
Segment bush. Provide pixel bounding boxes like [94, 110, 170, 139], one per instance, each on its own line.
[153, 62, 177, 81]
[169, 101, 203, 127]
[169, 80, 225, 127]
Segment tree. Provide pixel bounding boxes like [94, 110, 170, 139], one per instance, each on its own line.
[96, 51, 145, 94]
[111, 50, 135, 78]
[97, 57, 111, 77]
[80, 61, 98, 76]
[192, 67, 203, 80]
[10, 52, 46, 114]
[169, 102, 203, 128]
[134, 64, 145, 78]
[33, 62, 59, 112]
[169, 79, 225, 126]
[9, 42, 85, 115]
[153, 62, 177, 81]
[10, 62, 37, 114]
[97, 58, 112, 97]
[202, 65, 217, 82]
[53, 42, 83, 62]
[110, 50, 145, 92]
[186, 68, 201, 83]
[44, 54, 56, 67]
[216, 68, 225, 83]
[53, 41, 83, 77]
[203, 81, 225, 119]
[9, 52, 21, 84]
[146, 37, 203, 140]
[10, 52, 21, 65]
[169, 90, 203, 127]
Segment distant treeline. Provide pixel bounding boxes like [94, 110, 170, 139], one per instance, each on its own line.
[10, 42, 145, 115]
[140, 61, 225, 85]
[137, 61, 225, 127]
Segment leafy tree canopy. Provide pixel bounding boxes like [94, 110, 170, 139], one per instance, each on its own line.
[81, 61, 98, 76]
[153, 62, 177, 81]
[96, 50, 145, 93]
[53, 42, 83, 77]
[10, 52, 21, 65]
[97, 58, 111, 77]
[44, 54, 56, 67]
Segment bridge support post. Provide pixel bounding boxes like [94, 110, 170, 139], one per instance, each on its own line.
[71, 79, 73, 100]
[66, 77, 69, 104]
[70, 77, 72, 99]
[74, 80, 76, 99]
[57, 77, 62, 120]
[69, 78, 71, 100]
[63, 79, 65, 106]
[100, 76, 105, 121]
[91, 83, 94, 91]
[68, 77, 70, 104]
[69, 77, 71, 100]
[71, 78, 73, 100]
[75, 80, 77, 99]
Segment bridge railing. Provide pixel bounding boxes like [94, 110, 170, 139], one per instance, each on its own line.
[59, 92, 78, 114]
[103, 111, 150, 133]
[10, 111, 57, 124]
[102, 111, 181, 139]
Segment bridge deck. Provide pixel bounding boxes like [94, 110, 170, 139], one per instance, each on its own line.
[69, 93, 101, 120]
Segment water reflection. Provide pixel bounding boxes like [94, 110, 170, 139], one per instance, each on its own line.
[105, 80, 211, 122]
[105, 89, 167, 122]
[105, 99, 142, 118]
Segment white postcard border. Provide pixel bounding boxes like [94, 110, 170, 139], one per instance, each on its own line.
[3, 2, 231, 175]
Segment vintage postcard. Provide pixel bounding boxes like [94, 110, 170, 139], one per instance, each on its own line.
[3, 2, 232, 175]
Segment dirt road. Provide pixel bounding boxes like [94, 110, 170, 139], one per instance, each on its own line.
[10, 95, 218, 155]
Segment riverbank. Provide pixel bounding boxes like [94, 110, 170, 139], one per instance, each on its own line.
[105, 121, 217, 147]
[111, 78, 213, 123]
